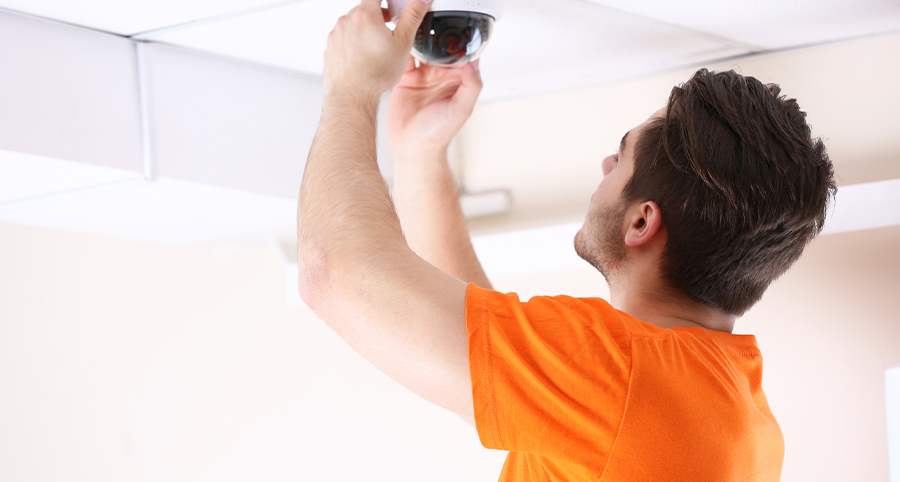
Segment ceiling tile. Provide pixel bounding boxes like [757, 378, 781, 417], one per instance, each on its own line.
[0, 0, 283, 35]
[147, 0, 750, 102]
[144, 0, 357, 75]
[585, 0, 900, 49]
[478, 0, 750, 101]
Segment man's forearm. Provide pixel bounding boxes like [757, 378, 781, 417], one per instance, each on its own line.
[393, 150, 492, 289]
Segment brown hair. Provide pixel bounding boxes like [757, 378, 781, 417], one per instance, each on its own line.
[625, 69, 836, 315]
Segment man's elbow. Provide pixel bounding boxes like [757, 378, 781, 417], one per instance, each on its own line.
[297, 271, 325, 312]
[296, 246, 332, 313]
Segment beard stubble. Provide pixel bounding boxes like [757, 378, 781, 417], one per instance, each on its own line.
[575, 201, 629, 285]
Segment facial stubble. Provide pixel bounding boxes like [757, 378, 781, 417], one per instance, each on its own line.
[575, 201, 629, 286]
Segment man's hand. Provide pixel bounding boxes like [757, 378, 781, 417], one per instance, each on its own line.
[323, 0, 433, 101]
[388, 58, 483, 159]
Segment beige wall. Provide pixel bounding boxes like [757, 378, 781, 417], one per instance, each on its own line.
[2, 221, 897, 481]
[748, 226, 900, 481]
[0, 222, 506, 481]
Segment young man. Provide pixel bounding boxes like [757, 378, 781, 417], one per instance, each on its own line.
[296, 0, 836, 480]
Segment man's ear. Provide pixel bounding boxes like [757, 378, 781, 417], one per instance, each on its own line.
[624, 201, 664, 247]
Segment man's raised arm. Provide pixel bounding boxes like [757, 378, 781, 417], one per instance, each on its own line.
[296, 0, 473, 417]
[387, 59, 492, 289]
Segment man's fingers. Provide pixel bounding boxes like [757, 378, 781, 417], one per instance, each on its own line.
[449, 61, 483, 116]
[394, 0, 433, 43]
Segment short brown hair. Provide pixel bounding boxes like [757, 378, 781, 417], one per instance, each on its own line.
[625, 69, 836, 315]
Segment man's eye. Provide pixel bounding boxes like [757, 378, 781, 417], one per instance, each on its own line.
[602, 154, 617, 177]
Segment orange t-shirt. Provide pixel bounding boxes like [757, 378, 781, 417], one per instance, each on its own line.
[465, 284, 784, 482]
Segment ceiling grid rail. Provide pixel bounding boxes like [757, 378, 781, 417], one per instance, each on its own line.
[135, 41, 157, 183]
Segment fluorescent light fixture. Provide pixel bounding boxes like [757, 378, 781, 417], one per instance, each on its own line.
[0, 150, 141, 208]
[471, 222, 584, 278]
[888, 366, 900, 482]
[460, 190, 512, 219]
[820, 178, 900, 235]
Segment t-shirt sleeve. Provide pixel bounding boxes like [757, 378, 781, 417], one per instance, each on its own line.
[466, 283, 633, 467]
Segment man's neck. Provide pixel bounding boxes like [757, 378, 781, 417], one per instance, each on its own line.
[610, 281, 737, 334]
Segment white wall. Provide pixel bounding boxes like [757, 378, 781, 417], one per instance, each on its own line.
[0, 10, 142, 172]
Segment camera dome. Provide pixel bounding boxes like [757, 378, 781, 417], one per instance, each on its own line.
[413, 11, 494, 67]
[387, 0, 504, 68]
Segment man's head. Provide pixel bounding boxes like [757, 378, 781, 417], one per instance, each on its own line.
[576, 68, 836, 316]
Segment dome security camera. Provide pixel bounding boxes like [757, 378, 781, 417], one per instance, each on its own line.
[387, 0, 504, 67]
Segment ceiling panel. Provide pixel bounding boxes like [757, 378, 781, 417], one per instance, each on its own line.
[479, 0, 750, 101]
[0, 0, 283, 35]
[585, 0, 900, 49]
[145, 0, 751, 102]
[143, 0, 357, 77]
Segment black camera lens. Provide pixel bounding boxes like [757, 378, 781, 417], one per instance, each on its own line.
[413, 11, 494, 67]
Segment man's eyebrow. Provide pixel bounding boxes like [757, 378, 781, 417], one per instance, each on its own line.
[619, 131, 630, 153]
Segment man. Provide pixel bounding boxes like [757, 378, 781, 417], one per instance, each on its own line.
[296, 0, 836, 480]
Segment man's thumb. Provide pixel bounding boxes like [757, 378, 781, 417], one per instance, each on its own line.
[394, 0, 432, 42]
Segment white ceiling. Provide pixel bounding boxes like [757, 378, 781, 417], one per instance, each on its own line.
[1, 1, 898, 247]
[0, 0, 280, 35]
[586, 0, 900, 49]
[1, 0, 898, 101]
[134, 0, 752, 101]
